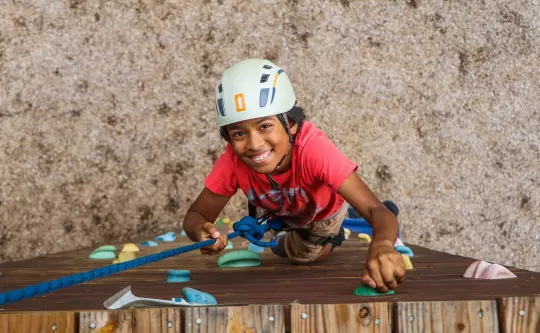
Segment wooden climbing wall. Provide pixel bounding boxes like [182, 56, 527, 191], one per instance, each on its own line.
[1, 226, 540, 332]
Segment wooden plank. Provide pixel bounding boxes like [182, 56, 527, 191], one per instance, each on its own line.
[184, 305, 284, 333]
[2, 228, 539, 313]
[290, 303, 392, 333]
[0, 311, 76, 333]
[79, 310, 133, 333]
[396, 300, 499, 333]
[132, 308, 182, 333]
[498, 296, 540, 333]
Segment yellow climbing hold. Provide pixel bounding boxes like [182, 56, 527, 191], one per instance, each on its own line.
[222, 218, 232, 224]
[358, 233, 372, 242]
[121, 243, 140, 252]
[114, 251, 136, 263]
[402, 254, 413, 270]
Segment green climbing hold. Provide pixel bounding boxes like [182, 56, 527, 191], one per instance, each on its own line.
[88, 245, 117, 259]
[93, 245, 116, 252]
[217, 250, 261, 268]
[353, 285, 395, 296]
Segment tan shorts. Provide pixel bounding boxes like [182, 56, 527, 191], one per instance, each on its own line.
[273, 203, 348, 264]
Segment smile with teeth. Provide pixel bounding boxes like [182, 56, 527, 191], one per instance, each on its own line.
[251, 150, 271, 164]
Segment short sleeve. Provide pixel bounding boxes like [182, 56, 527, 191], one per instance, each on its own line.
[301, 134, 358, 191]
[204, 144, 239, 196]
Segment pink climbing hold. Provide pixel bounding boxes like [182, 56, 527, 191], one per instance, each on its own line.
[463, 260, 517, 279]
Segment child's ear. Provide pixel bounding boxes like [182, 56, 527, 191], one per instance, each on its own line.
[290, 122, 298, 135]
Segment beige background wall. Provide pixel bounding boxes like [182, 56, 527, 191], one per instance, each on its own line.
[0, 0, 538, 271]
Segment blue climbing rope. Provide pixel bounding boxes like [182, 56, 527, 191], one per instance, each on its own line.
[0, 215, 279, 306]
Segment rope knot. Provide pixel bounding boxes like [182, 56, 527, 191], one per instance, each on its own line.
[232, 216, 277, 248]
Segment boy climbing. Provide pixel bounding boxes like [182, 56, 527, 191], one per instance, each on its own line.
[183, 58, 406, 293]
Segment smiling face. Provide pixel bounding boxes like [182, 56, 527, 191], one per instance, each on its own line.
[227, 115, 297, 175]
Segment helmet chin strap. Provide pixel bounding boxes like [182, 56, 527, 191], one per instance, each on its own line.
[265, 114, 294, 189]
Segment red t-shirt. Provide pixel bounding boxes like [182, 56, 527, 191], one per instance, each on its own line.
[204, 121, 358, 227]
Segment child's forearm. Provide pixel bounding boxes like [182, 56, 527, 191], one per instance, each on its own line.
[368, 206, 399, 246]
[182, 211, 210, 242]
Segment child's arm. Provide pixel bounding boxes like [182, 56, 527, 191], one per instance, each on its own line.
[182, 187, 231, 255]
[338, 171, 406, 292]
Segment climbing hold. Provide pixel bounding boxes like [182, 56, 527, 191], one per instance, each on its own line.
[182, 287, 218, 305]
[94, 245, 116, 252]
[180, 230, 187, 236]
[167, 270, 191, 283]
[89, 251, 116, 259]
[463, 260, 517, 279]
[217, 250, 261, 268]
[344, 228, 351, 240]
[215, 218, 223, 226]
[395, 238, 404, 247]
[225, 242, 234, 249]
[353, 285, 395, 296]
[140, 240, 158, 247]
[222, 218, 232, 225]
[122, 243, 139, 252]
[402, 254, 413, 270]
[382, 200, 400, 216]
[358, 234, 372, 243]
[395, 245, 414, 257]
[248, 242, 264, 253]
[156, 231, 176, 242]
[89, 246, 116, 259]
[112, 259, 119, 264]
[116, 251, 136, 263]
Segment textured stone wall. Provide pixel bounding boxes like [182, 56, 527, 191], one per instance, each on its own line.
[0, 0, 538, 271]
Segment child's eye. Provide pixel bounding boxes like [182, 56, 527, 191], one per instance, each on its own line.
[232, 131, 245, 138]
[261, 124, 272, 130]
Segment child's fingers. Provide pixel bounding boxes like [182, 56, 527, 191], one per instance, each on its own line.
[366, 261, 388, 293]
[203, 222, 221, 239]
[380, 263, 398, 290]
[361, 271, 376, 289]
[393, 257, 407, 284]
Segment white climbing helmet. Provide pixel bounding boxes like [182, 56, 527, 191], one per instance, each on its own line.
[215, 58, 296, 127]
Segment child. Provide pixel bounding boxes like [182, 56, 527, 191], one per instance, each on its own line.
[183, 58, 406, 293]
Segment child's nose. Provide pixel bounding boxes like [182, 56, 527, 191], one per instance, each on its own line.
[247, 132, 265, 150]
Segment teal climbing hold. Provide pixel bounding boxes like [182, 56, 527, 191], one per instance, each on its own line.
[156, 231, 176, 242]
[88, 245, 116, 259]
[395, 245, 414, 257]
[181, 230, 187, 236]
[167, 270, 190, 283]
[248, 242, 264, 253]
[217, 250, 261, 268]
[225, 242, 233, 249]
[140, 240, 158, 247]
[182, 287, 217, 305]
[88, 251, 116, 259]
[353, 285, 395, 296]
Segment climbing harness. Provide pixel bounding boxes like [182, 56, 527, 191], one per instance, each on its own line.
[0, 215, 279, 306]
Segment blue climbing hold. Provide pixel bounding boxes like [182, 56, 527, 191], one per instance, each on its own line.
[140, 240, 158, 247]
[181, 230, 187, 236]
[182, 287, 217, 305]
[248, 243, 264, 253]
[156, 232, 176, 242]
[395, 245, 414, 257]
[167, 270, 190, 283]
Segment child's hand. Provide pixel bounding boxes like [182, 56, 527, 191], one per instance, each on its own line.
[196, 222, 228, 255]
[361, 240, 406, 293]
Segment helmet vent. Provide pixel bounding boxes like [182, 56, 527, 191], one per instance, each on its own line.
[260, 88, 270, 107]
[263, 64, 273, 69]
[260, 73, 270, 83]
